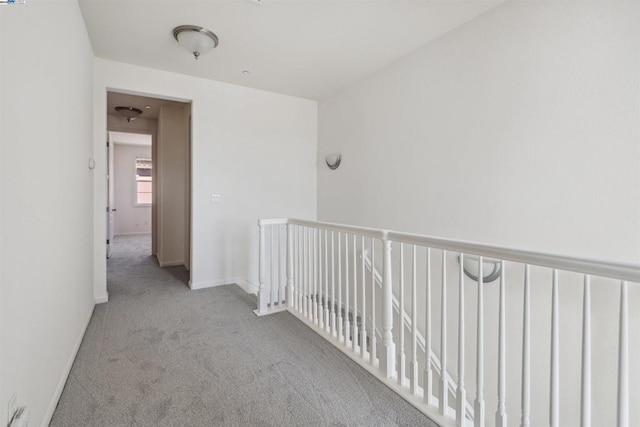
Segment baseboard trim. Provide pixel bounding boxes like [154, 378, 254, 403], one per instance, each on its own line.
[189, 277, 258, 294]
[42, 303, 95, 426]
[158, 260, 184, 267]
[94, 292, 109, 304]
[113, 232, 152, 236]
[236, 278, 259, 295]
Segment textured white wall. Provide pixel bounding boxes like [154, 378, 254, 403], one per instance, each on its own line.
[318, 1, 639, 426]
[113, 144, 152, 235]
[0, 2, 95, 426]
[93, 59, 317, 298]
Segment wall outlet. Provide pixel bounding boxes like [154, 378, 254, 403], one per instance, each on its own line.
[210, 194, 221, 204]
[7, 394, 17, 425]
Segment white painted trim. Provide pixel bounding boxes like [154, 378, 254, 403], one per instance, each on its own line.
[190, 279, 226, 290]
[94, 293, 109, 304]
[188, 277, 259, 294]
[114, 232, 152, 237]
[158, 260, 184, 267]
[42, 304, 95, 426]
[236, 278, 259, 295]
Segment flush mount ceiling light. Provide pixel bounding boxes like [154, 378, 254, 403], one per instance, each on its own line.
[114, 106, 142, 122]
[173, 25, 219, 60]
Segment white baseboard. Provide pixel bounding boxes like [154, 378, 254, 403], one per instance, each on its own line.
[189, 277, 258, 294]
[236, 278, 259, 295]
[42, 303, 95, 426]
[113, 232, 151, 236]
[189, 278, 233, 290]
[158, 260, 184, 267]
[94, 292, 109, 304]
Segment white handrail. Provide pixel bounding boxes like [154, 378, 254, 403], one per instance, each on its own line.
[259, 219, 639, 282]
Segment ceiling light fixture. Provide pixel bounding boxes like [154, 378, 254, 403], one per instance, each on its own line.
[173, 25, 219, 60]
[114, 106, 143, 122]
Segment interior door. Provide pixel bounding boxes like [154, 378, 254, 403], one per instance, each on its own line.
[107, 132, 115, 258]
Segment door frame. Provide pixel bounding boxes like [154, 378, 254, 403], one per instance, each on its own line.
[95, 87, 194, 303]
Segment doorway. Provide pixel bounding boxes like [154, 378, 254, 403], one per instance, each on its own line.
[106, 91, 192, 287]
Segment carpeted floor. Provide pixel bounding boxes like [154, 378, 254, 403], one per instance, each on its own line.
[50, 234, 436, 426]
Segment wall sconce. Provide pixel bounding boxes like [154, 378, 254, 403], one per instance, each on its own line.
[325, 154, 341, 170]
[459, 255, 501, 283]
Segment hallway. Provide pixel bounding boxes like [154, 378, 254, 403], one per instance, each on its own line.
[50, 235, 435, 426]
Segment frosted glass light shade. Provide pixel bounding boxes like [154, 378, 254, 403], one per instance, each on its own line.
[173, 25, 219, 60]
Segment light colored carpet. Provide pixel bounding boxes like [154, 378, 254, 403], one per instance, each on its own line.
[50, 235, 437, 427]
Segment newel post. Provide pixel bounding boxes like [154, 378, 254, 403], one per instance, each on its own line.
[381, 236, 396, 378]
[258, 220, 268, 314]
[286, 223, 294, 308]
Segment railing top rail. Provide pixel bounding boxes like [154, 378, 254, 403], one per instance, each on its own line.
[387, 230, 639, 283]
[259, 218, 640, 283]
[284, 218, 387, 239]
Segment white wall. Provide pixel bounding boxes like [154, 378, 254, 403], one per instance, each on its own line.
[0, 2, 95, 426]
[157, 103, 190, 267]
[318, 1, 639, 426]
[319, 1, 639, 264]
[113, 143, 152, 235]
[93, 59, 317, 298]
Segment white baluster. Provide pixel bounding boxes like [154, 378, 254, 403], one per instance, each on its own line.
[439, 250, 448, 415]
[521, 265, 530, 427]
[496, 260, 507, 427]
[410, 245, 418, 395]
[398, 243, 406, 386]
[361, 235, 367, 358]
[258, 221, 267, 314]
[271, 226, 276, 309]
[617, 281, 629, 427]
[371, 237, 377, 365]
[580, 275, 591, 427]
[325, 230, 330, 333]
[474, 257, 485, 427]
[380, 237, 395, 378]
[345, 233, 351, 347]
[353, 234, 359, 354]
[277, 225, 286, 307]
[298, 227, 303, 313]
[319, 229, 324, 328]
[307, 227, 312, 317]
[550, 269, 559, 427]
[312, 228, 317, 323]
[331, 231, 337, 337]
[456, 253, 466, 427]
[287, 224, 293, 308]
[424, 247, 434, 405]
[302, 228, 308, 318]
[338, 232, 343, 342]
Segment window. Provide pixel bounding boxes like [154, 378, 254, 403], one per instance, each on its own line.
[135, 158, 152, 206]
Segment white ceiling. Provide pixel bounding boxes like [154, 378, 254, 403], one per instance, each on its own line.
[79, 0, 500, 100]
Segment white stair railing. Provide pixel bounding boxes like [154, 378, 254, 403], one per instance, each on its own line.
[255, 218, 639, 427]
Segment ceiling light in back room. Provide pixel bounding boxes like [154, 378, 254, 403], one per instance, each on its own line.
[114, 106, 142, 122]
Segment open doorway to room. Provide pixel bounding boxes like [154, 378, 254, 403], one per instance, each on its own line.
[106, 91, 192, 288]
